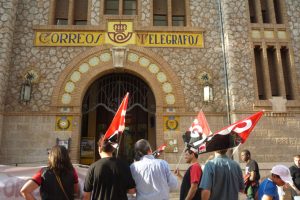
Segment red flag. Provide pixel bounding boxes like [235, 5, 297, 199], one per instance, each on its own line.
[189, 111, 212, 137]
[193, 111, 264, 154]
[103, 93, 129, 141]
[157, 144, 167, 152]
[187, 111, 212, 147]
[152, 144, 167, 158]
[212, 111, 264, 143]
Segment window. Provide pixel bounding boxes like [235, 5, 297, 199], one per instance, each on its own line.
[153, 15, 167, 26]
[260, 0, 271, 23]
[105, 0, 119, 15]
[249, 0, 285, 24]
[273, 0, 283, 24]
[153, 0, 186, 26]
[254, 45, 295, 100]
[104, 0, 137, 15]
[123, 0, 137, 15]
[55, 0, 68, 25]
[153, 0, 167, 26]
[172, 0, 185, 26]
[75, 0, 88, 25]
[248, 0, 258, 23]
[254, 46, 266, 100]
[52, 0, 89, 25]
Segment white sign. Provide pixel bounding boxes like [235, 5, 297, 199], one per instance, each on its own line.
[0, 164, 88, 200]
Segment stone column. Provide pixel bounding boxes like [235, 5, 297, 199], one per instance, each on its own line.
[261, 43, 272, 99]
[90, 0, 100, 25]
[139, 0, 151, 27]
[285, 0, 300, 99]
[218, 0, 255, 111]
[167, 0, 172, 26]
[254, 0, 262, 23]
[68, 0, 74, 25]
[267, 0, 276, 24]
[0, 0, 18, 154]
[275, 44, 286, 97]
[48, 0, 56, 24]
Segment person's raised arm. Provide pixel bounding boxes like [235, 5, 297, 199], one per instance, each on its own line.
[20, 180, 39, 200]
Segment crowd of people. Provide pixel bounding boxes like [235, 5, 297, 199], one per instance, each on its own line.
[19, 140, 300, 200]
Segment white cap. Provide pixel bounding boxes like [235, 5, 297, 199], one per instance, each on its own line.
[271, 165, 293, 183]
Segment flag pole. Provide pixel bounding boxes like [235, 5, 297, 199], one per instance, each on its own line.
[116, 131, 123, 158]
[175, 143, 186, 170]
[231, 143, 241, 156]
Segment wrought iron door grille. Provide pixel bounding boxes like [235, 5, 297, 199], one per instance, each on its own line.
[82, 73, 155, 114]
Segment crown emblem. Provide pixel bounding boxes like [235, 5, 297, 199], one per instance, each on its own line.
[113, 23, 127, 33]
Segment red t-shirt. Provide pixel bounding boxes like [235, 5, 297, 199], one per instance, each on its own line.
[190, 162, 202, 184]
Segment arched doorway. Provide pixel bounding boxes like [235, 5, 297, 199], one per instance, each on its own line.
[80, 73, 156, 164]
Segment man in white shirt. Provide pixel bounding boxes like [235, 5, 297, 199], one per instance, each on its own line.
[130, 139, 178, 200]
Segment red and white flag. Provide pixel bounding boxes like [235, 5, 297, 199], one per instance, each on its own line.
[189, 111, 212, 137]
[152, 144, 167, 158]
[103, 93, 129, 141]
[186, 111, 212, 147]
[212, 111, 264, 143]
[194, 111, 264, 154]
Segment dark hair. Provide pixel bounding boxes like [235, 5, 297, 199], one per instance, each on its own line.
[241, 149, 251, 156]
[97, 136, 115, 153]
[48, 145, 73, 176]
[134, 139, 151, 161]
[185, 149, 198, 158]
[271, 173, 281, 179]
[216, 149, 228, 155]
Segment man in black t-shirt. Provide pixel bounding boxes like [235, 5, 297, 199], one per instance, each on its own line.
[83, 137, 136, 200]
[241, 149, 260, 200]
[175, 147, 202, 200]
[290, 155, 300, 198]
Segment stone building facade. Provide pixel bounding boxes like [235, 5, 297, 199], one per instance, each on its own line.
[0, 0, 299, 180]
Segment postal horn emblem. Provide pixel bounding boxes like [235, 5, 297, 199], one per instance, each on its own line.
[108, 22, 133, 44]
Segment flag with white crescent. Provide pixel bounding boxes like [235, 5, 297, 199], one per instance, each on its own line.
[193, 111, 264, 154]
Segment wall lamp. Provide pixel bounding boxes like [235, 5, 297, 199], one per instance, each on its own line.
[203, 83, 213, 103]
[198, 71, 213, 103]
[20, 73, 33, 102]
[20, 69, 39, 103]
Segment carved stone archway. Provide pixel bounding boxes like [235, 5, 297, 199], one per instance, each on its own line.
[51, 45, 185, 161]
[52, 45, 185, 112]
